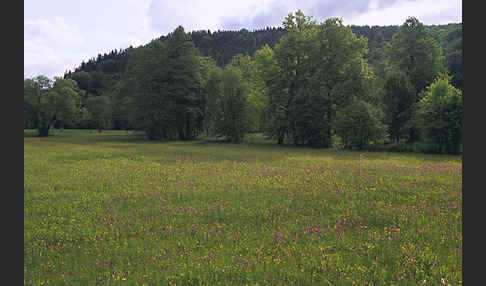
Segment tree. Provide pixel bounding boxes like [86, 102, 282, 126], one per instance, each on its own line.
[253, 44, 285, 144]
[262, 12, 374, 147]
[335, 99, 386, 150]
[85, 96, 112, 132]
[165, 26, 205, 140]
[385, 17, 446, 94]
[110, 80, 134, 130]
[211, 65, 249, 142]
[383, 70, 416, 142]
[270, 10, 316, 144]
[302, 17, 371, 147]
[124, 40, 172, 139]
[122, 26, 205, 140]
[202, 66, 224, 136]
[24, 77, 47, 129]
[228, 53, 266, 133]
[414, 76, 462, 154]
[69, 71, 92, 93]
[384, 17, 446, 142]
[24, 76, 81, 136]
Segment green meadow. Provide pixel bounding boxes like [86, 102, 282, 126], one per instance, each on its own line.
[24, 130, 462, 285]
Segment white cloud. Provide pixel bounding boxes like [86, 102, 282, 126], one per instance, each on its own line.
[342, 0, 462, 26]
[24, 1, 159, 79]
[24, 17, 86, 79]
[147, 0, 279, 34]
[24, 17, 85, 48]
[24, 0, 461, 78]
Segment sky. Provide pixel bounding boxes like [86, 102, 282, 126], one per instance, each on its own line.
[24, 0, 462, 79]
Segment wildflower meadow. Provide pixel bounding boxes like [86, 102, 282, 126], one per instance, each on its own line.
[24, 130, 462, 285]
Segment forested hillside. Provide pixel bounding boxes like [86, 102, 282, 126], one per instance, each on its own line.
[64, 23, 461, 90]
[25, 11, 462, 154]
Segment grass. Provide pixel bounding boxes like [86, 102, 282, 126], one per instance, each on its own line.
[24, 129, 462, 285]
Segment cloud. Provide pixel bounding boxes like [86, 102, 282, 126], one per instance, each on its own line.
[147, 0, 284, 33]
[24, 17, 86, 78]
[147, 0, 459, 32]
[24, 0, 461, 78]
[24, 1, 159, 79]
[216, 0, 421, 30]
[24, 17, 85, 48]
[343, 0, 462, 25]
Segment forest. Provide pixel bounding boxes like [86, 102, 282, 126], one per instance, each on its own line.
[24, 11, 462, 154]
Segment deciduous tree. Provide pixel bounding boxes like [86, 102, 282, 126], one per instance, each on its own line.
[414, 76, 462, 154]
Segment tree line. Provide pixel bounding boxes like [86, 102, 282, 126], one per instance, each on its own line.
[24, 11, 462, 154]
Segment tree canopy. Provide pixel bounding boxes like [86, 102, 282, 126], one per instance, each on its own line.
[24, 76, 82, 136]
[25, 13, 462, 154]
[414, 76, 462, 154]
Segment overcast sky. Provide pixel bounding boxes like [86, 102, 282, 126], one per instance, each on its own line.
[24, 0, 462, 79]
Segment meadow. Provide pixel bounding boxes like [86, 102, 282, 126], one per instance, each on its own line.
[24, 130, 462, 285]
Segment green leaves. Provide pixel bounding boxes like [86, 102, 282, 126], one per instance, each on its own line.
[206, 65, 250, 142]
[266, 11, 375, 147]
[414, 77, 462, 154]
[121, 27, 206, 140]
[335, 99, 386, 150]
[385, 17, 446, 94]
[383, 70, 416, 142]
[24, 77, 82, 136]
[85, 96, 112, 132]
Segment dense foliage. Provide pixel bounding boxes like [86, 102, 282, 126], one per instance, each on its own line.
[335, 99, 387, 150]
[210, 65, 250, 142]
[85, 96, 112, 132]
[383, 71, 417, 142]
[414, 76, 463, 154]
[25, 11, 462, 154]
[24, 76, 83, 136]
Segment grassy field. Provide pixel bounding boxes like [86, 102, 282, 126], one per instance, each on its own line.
[24, 130, 462, 285]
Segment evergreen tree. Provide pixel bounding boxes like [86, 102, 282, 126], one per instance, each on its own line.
[124, 40, 172, 139]
[166, 26, 205, 140]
